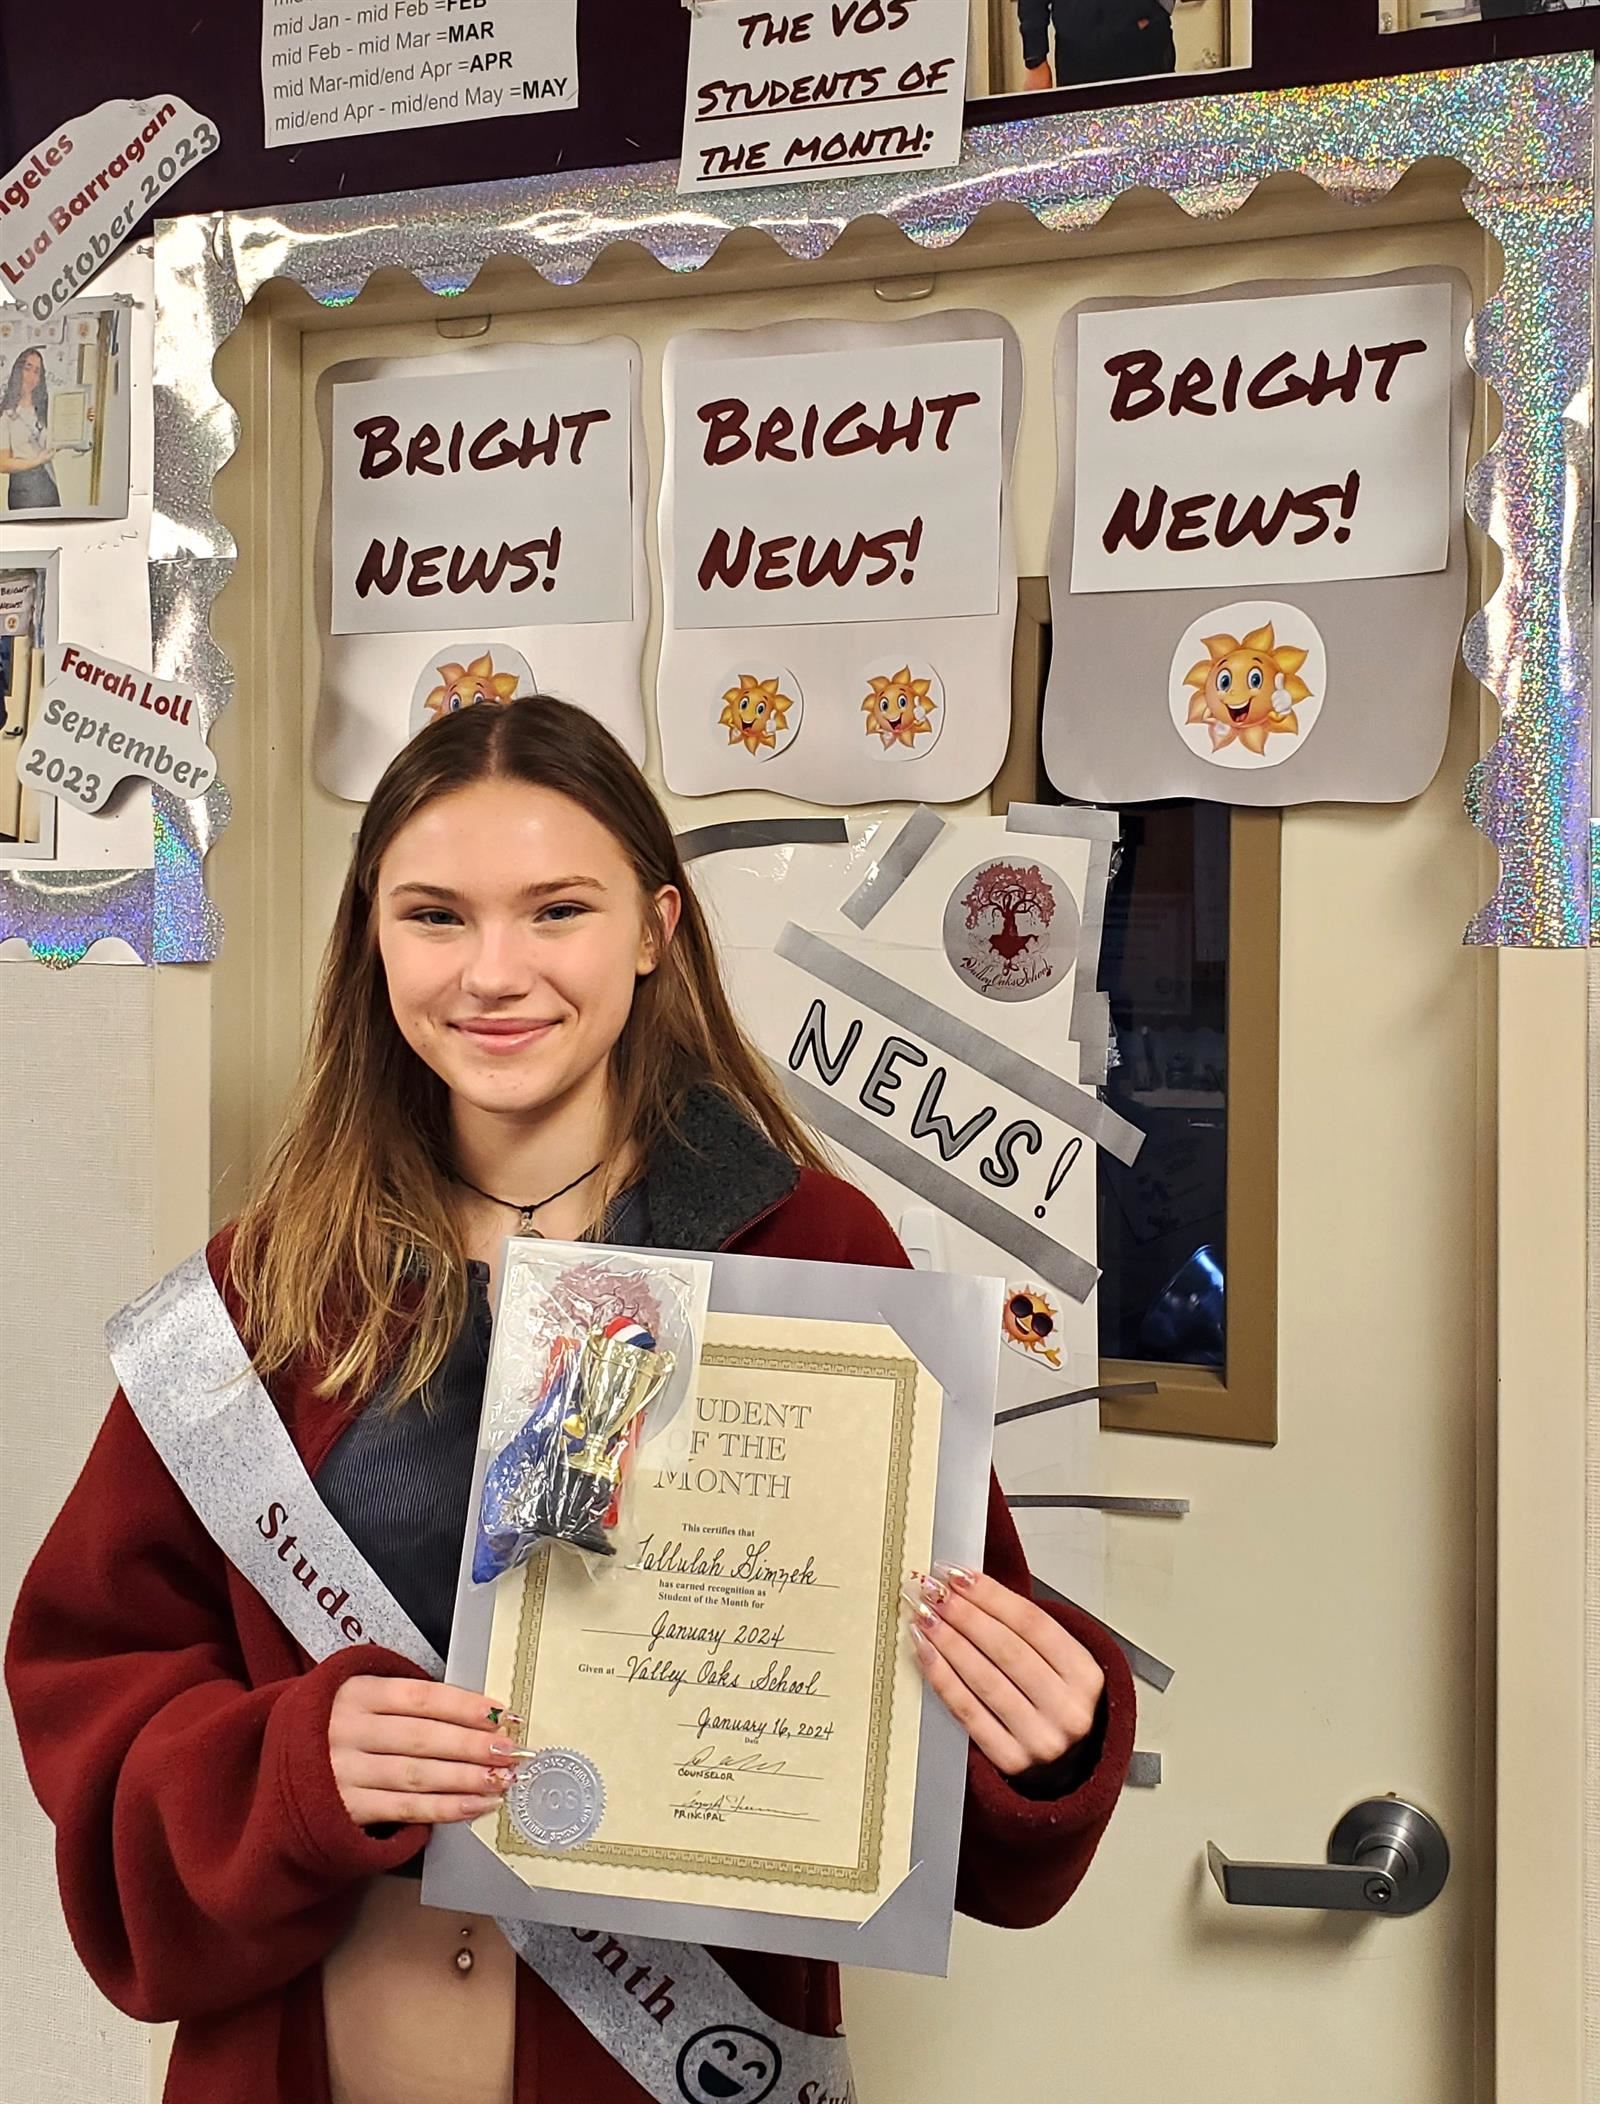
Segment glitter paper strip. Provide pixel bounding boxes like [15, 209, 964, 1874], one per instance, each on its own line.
[7, 54, 1590, 963]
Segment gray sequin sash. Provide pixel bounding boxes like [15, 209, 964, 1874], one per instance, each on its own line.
[106, 1250, 856, 2104]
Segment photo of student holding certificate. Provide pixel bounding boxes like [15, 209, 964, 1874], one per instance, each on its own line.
[0, 558, 58, 861]
[6, 696, 1134, 2104]
[0, 303, 131, 522]
[0, 349, 61, 512]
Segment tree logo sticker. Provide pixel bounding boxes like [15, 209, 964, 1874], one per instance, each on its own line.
[942, 857, 1081, 1003]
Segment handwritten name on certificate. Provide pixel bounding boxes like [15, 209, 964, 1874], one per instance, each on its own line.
[477, 1312, 943, 1922]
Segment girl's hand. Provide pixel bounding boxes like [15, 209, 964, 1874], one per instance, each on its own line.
[1023, 60, 1053, 90]
[328, 1675, 527, 1829]
[903, 1565, 1104, 1778]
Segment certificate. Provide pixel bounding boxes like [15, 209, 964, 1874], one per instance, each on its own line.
[474, 1310, 943, 1923]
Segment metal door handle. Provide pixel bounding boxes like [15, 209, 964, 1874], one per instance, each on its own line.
[1207, 1797, 1450, 1916]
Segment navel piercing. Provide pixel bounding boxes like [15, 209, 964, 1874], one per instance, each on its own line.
[455, 1924, 476, 1975]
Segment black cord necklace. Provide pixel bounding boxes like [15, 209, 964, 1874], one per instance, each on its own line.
[452, 1159, 605, 1236]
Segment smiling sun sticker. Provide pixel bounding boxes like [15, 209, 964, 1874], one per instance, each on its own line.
[423, 651, 522, 722]
[1182, 623, 1312, 757]
[719, 671, 797, 756]
[861, 665, 938, 752]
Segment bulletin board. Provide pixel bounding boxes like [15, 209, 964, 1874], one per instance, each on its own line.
[91, 55, 1573, 1435]
[131, 54, 1587, 986]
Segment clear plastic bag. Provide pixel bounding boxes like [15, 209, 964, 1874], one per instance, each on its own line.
[471, 1245, 705, 1582]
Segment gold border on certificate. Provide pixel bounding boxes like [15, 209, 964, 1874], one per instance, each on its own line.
[497, 1339, 919, 1893]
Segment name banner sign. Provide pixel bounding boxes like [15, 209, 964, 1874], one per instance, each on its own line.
[680, 0, 969, 193]
[667, 335, 1003, 630]
[330, 345, 635, 635]
[262, 0, 578, 148]
[0, 99, 219, 324]
[1069, 279, 1455, 596]
[18, 643, 216, 811]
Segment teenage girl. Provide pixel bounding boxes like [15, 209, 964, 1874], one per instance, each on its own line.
[7, 696, 1134, 2104]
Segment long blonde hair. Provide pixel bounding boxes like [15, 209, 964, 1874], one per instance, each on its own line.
[228, 695, 826, 1411]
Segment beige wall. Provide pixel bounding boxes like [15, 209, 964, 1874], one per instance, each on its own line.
[1, 967, 157, 2102]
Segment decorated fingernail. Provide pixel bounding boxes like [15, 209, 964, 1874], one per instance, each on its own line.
[489, 1741, 522, 1758]
[485, 1705, 525, 1730]
[487, 1767, 514, 1792]
[931, 1562, 978, 1591]
[899, 1581, 938, 1629]
[909, 1569, 948, 1608]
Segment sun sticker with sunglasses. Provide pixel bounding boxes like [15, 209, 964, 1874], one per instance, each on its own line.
[1002, 1285, 1062, 1369]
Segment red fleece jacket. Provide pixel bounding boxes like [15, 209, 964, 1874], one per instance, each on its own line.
[6, 1170, 1135, 2104]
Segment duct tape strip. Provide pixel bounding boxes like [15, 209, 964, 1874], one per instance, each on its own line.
[1074, 991, 1113, 1090]
[840, 805, 946, 929]
[1075, 837, 1114, 988]
[1006, 803, 1122, 843]
[675, 817, 849, 864]
[995, 1380, 1159, 1425]
[1007, 1494, 1190, 1516]
[1031, 1576, 1176, 1694]
[1125, 1751, 1163, 1789]
[775, 924, 1144, 1166]
[1071, 836, 1116, 1069]
[776, 1065, 1100, 1303]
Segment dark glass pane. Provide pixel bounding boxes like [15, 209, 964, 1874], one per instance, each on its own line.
[1093, 803, 1229, 1367]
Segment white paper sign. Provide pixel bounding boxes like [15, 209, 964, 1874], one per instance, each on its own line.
[315, 340, 649, 799]
[1069, 280, 1456, 596]
[262, 0, 577, 148]
[679, 0, 969, 193]
[18, 644, 216, 811]
[658, 315, 1018, 803]
[330, 348, 634, 637]
[668, 336, 1003, 631]
[688, 817, 1117, 1310]
[0, 100, 218, 324]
